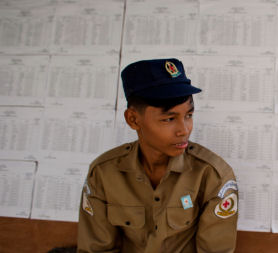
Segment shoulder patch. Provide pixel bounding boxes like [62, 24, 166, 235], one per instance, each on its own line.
[215, 193, 237, 219]
[82, 192, 94, 216]
[187, 141, 233, 178]
[83, 179, 92, 195]
[218, 180, 238, 198]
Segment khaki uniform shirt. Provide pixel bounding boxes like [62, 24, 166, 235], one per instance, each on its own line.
[78, 141, 238, 253]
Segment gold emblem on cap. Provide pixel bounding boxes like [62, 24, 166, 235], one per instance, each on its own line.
[165, 61, 181, 78]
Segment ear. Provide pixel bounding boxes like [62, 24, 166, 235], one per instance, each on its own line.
[124, 108, 141, 130]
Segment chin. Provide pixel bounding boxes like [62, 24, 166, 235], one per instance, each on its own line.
[169, 149, 185, 157]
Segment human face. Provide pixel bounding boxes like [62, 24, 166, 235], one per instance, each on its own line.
[137, 99, 194, 158]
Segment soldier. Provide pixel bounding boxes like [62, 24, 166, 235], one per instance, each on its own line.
[78, 58, 238, 253]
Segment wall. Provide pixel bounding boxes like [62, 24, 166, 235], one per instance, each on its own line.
[0, 0, 277, 241]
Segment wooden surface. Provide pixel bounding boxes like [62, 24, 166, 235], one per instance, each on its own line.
[0, 217, 278, 253]
[0, 217, 77, 253]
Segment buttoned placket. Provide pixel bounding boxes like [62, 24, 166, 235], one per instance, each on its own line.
[134, 152, 191, 235]
[118, 142, 192, 248]
[134, 166, 172, 234]
[152, 170, 171, 232]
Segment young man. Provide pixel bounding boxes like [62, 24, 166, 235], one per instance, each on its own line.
[78, 58, 238, 253]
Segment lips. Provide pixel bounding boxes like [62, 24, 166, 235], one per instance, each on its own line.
[174, 141, 188, 149]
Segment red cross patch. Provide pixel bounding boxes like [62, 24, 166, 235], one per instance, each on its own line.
[215, 193, 237, 219]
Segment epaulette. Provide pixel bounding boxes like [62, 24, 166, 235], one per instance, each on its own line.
[88, 142, 135, 176]
[187, 141, 232, 178]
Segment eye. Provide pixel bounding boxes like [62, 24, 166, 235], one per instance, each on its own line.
[185, 113, 193, 119]
[162, 117, 174, 122]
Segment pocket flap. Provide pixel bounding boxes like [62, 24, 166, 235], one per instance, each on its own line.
[107, 205, 145, 229]
[167, 207, 196, 230]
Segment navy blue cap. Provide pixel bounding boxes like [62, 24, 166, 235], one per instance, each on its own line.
[121, 58, 201, 100]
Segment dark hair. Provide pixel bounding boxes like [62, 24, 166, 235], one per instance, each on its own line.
[127, 95, 193, 112]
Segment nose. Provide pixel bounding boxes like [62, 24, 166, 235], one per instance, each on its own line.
[176, 119, 190, 137]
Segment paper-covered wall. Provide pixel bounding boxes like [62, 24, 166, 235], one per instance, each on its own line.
[0, 0, 277, 233]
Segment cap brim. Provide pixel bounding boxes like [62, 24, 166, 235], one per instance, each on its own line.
[134, 82, 202, 99]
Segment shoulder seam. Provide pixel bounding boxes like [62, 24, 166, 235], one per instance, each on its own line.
[89, 141, 136, 172]
[187, 141, 232, 178]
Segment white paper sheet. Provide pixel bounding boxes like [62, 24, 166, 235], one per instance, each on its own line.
[0, 107, 43, 160]
[192, 55, 275, 112]
[0, 0, 57, 9]
[45, 54, 119, 110]
[114, 109, 138, 146]
[38, 106, 116, 163]
[198, 0, 276, 56]
[31, 162, 88, 222]
[272, 169, 278, 232]
[0, 160, 36, 218]
[50, 0, 124, 54]
[233, 166, 272, 232]
[191, 111, 274, 162]
[128, 0, 197, 2]
[0, 55, 49, 106]
[123, 1, 198, 54]
[274, 56, 278, 113]
[0, 7, 54, 54]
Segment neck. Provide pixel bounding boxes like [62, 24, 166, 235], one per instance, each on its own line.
[138, 144, 169, 173]
[138, 144, 170, 189]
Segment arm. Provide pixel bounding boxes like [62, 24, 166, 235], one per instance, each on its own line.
[77, 165, 121, 253]
[196, 168, 238, 253]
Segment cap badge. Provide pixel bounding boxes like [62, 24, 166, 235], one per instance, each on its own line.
[165, 61, 181, 78]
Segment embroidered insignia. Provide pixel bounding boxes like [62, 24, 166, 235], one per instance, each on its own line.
[165, 61, 181, 78]
[82, 192, 93, 216]
[83, 179, 91, 195]
[181, 195, 193, 210]
[215, 193, 237, 219]
[218, 180, 238, 199]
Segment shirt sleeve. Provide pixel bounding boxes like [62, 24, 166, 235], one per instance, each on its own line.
[77, 165, 121, 253]
[196, 166, 238, 253]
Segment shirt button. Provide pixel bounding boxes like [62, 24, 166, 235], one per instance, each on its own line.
[136, 175, 144, 182]
[154, 197, 160, 202]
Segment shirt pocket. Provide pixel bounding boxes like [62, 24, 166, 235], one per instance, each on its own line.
[166, 206, 197, 231]
[107, 205, 145, 229]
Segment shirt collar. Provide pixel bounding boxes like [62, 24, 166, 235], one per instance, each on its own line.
[117, 141, 141, 172]
[117, 141, 192, 173]
[167, 150, 192, 173]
